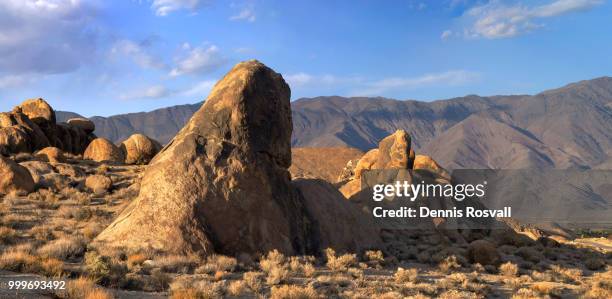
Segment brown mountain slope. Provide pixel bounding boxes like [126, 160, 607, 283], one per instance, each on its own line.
[289, 147, 363, 182]
[57, 76, 612, 169]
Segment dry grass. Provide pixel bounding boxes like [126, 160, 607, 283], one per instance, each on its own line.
[61, 277, 113, 299]
[438, 255, 461, 273]
[243, 271, 264, 293]
[395, 267, 419, 283]
[500, 262, 519, 277]
[270, 285, 318, 299]
[0, 226, 17, 244]
[37, 236, 86, 260]
[0, 250, 40, 272]
[325, 248, 357, 272]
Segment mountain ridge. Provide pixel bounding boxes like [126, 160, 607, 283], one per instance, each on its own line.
[57, 76, 612, 169]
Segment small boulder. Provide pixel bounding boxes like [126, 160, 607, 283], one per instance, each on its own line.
[467, 239, 500, 265]
[0, 156, 35, 196]
[54, 164, 86, 180]
[67, 118, 95, 134]
[35, 147, 66, 163]
[84, 138, 124, 163]
[413, 154, 450, 180]
[0, 126, 31, 155]
[85, 175, 112, 195]
[120, 134, 162, 165]
[20, 161, 55, 185]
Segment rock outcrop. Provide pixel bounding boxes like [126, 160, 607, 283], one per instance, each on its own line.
[67, 118, 95, 134]
[0, 99, 96, 155]
[0, 156, 35, 196]
[120, 134, 162, 165]
[84, 138, 125, 163]
[413, 154, 450, 180]
[95, 60, 381, 256]
[340, 130, 415, 198]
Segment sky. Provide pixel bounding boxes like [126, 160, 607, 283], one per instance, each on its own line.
[0, 0, 611, 117]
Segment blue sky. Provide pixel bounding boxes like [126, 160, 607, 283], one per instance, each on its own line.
[0, 0, 610, 116]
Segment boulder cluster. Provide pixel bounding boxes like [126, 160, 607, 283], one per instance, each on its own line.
[0, 99, 96, 155]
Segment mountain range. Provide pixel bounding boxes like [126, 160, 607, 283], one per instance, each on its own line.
[57, 77, 612, 170]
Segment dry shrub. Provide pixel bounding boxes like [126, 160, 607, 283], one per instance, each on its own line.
[581, 269, 612, 298]
[550, 265, 582, 283]
[227, 280, 247, 296]
[288, 256, 316, 277]
[84, 288, 113, 299]
[38, 236, 86, 260]
[260, 249, 286, 273]
[325, 248, 357, 272]
[270, 285, 318, 299]
[303, 262, 316, 277]
[511, 288, 540, 299]
[84, 251, 127, 287]
[127, 253, 148, 269]
[41, 258, 64, 277]
[267, 264, 290, 285]
[395, 267, 419, 283]
[82, 223, 104, 240]
[515, 247, 544, 263]
[156, 255, 198, 273]
[438, 289, 480, 299]
[585, 258, 605, 270]
[365, 250, 384, 264]
[243, 271, 264, 293]
[30, 225, 55, 241]
[169, 280, 224, 299]
[0, 226, 17, 244]
[500, 262, 519, 277]
[148, 268, 171, 291]
[197, 254, 238, 274]
[530, 282, 561, 297]
[438, 255, 461, 273]
[0, 250, 40, 272]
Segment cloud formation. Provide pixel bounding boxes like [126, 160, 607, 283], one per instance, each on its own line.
[459, 0, 603, 39]
[120, 85, 172, 100]
[0, 0, 99, 74]
[151, 0, 208, 16]
[230, 6, 256, 22]
[169, 44, 227, 77]
[353, 70, 481, 96]
[111, 39, 167, 70]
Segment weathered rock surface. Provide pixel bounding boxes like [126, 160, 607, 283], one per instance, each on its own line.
[0, 156, 35, 196]
[21, 161, 55, 185]
[86, 175, 112, 195]
[0, 126, 30, 155]
[84, 138, 125, 163]
[67, 118, 95, 134]
[120, 134, 162, 165]
[18, 98, 56, 125]
[35, 147, 66, 163]
[95, 60, 380, 256]
[413, 154, 450, 179]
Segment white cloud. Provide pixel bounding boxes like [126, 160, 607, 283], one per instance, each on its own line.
[120, 85, 171, 100]
[230, 7, 256, 22]
[463, 0, 603, 39]
[284, 73, 362, 87]
[441, 30, 453, 40]
[170, 44, 226, 77]
[180, 80, 217, 97]
[0, 0, 99, 74]
[110, 39, 167, 70]
[352, 70, 481, 96]
[151, 0, 208, 16]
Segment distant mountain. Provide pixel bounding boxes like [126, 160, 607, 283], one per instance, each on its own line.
[58, 77, 612, 169]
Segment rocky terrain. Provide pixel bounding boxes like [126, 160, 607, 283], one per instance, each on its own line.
[0, 61, 610, 299]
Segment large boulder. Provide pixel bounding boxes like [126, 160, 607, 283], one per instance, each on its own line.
[7, 110, 50, 151]
[120, 134, 162, 165]
[95, 60, 380, 257]
[0, 156, 35, 196]
[67, 118, 95, 134]
[0, 126, 30, 155]
[84, 138, 124, 163]
[20, 161, 55, 186]
[17, 98, 56, 125]
[85, 175, 112, 195]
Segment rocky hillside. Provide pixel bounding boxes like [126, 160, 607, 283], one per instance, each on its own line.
[59, 77, 612, 169]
